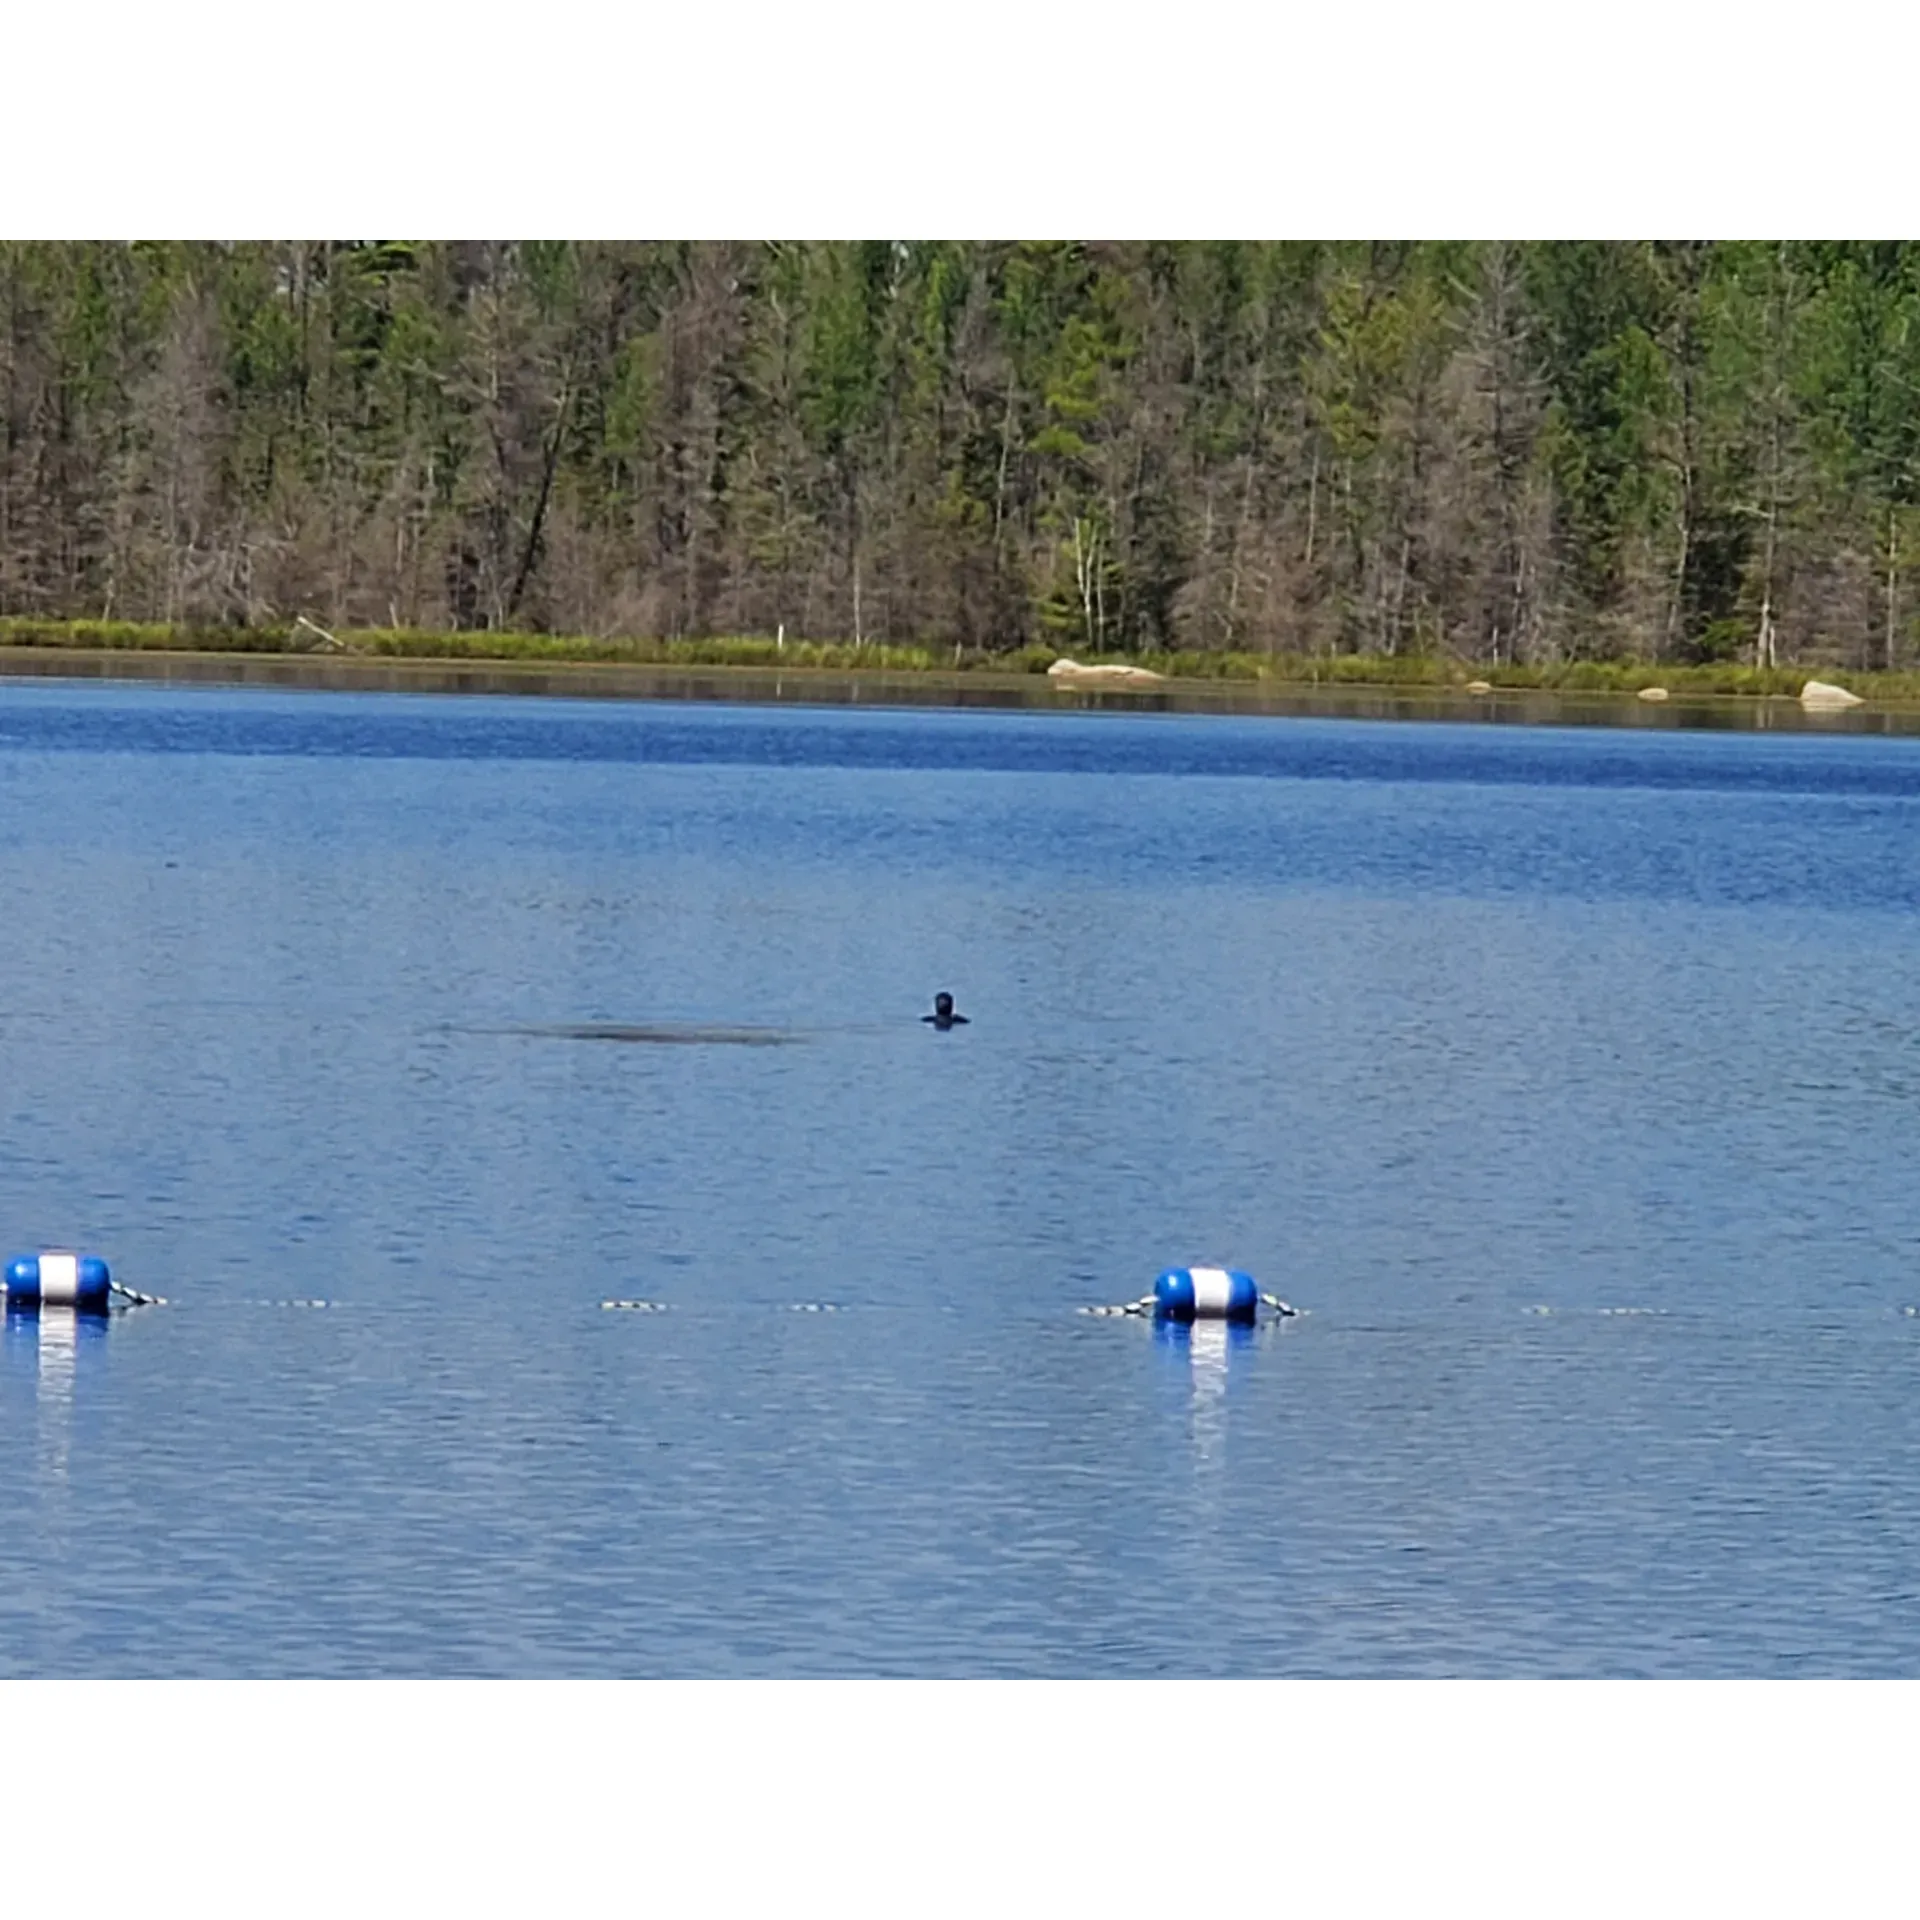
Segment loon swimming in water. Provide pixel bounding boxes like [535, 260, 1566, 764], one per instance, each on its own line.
[923, 991, 969, 1031]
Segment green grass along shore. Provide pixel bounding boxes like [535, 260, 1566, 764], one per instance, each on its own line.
[0, 617, 1912, 703]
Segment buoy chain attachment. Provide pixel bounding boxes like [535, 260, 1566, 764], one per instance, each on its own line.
[109, 1280, 169, 1308]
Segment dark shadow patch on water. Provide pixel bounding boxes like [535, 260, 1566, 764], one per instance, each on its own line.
[498, 1021, 804, 1047]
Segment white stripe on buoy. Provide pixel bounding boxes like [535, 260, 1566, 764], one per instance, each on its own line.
[38, 1252, 79, 1306]
[1189, 1266, 1234, 1314]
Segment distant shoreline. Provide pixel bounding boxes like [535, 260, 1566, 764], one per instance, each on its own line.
[1, 629, 1916, 732]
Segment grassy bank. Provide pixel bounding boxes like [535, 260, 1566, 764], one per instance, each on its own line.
[2, 617, 1915, 702]
[0, 618, 944, 674]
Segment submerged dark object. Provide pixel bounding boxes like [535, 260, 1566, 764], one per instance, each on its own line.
[514, 1022, 800, 1047]
[922, 991, 969, 1031]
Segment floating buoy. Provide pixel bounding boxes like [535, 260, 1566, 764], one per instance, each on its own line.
[1154, 1266, 1259, 1325]
[4, 1251, 112, 1310]
[1081, 1271, 1298, 1321]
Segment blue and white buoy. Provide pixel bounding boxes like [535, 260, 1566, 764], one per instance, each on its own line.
[1153, 1266, 1260, 1325]
[4, 1251, 113, 1310]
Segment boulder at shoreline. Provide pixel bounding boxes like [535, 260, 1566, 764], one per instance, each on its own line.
[1800, 679, 1864, 709]
[1047, 658, 1166, 687]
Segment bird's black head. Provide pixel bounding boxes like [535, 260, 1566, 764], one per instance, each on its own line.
[933, 992, 954, 1018]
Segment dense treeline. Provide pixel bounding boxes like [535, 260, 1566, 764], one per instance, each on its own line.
[4, 241, 1920, 667]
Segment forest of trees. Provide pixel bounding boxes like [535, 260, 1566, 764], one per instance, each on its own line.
[4, 240, 1920, 669]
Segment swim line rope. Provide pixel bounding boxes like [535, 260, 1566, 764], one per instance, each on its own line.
[612, 1291, 1304, 1319]
[601, 1300, 846, 1313]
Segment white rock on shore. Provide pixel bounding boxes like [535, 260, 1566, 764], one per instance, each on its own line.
[1637, 686, 1670, 701]
[1047, 658, 1166, 687]
[1800, 679, 1864, 709]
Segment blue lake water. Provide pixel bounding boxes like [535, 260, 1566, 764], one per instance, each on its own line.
[4, 680, 1920, 1675]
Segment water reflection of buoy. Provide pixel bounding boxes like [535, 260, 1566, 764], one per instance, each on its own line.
[38, 1307, 77, 1404]
[17, 1308, 108, 1486]
[1157, 1319, 1251, 1465]
[4, 1251, 112, 1311]
[1154, 1317, 1256, 1359]
[1189, 1318, 1231, 1391]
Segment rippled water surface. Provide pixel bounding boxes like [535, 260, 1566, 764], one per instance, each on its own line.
[5, 681, 1920, 1675]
